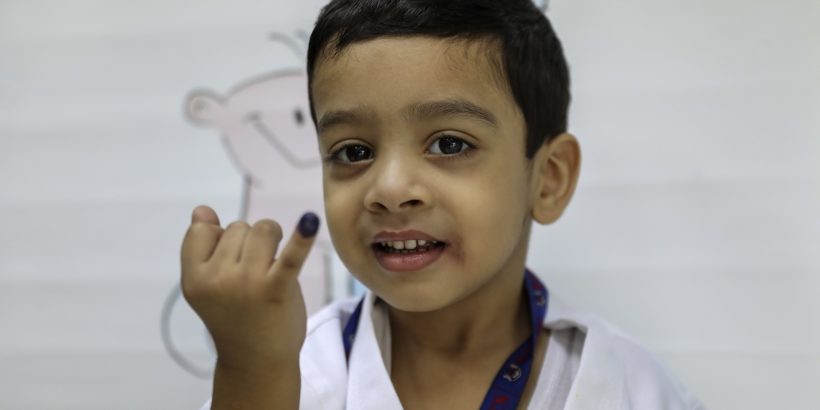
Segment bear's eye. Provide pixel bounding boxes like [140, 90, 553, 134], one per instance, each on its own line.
[293, 108, 304, 125]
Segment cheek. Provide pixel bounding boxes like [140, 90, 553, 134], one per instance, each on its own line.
[447, 167, 530, 268]
[323, 180, 374, 274]
[323, 183, 357, 246]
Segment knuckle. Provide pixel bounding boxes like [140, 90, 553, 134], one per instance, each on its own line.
[253, 219, 283, 239]
[212, 269, 241, 288]
[236, 259, 260, 275]
[186, 222, 222, 240]
[182, 265, 240, 302]
[226, 221, 250, 231]
[277, 255, 302, 272]
[219, 261, 245, 277]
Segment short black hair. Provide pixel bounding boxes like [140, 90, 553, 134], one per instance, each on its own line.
[307, 0, 570, 158]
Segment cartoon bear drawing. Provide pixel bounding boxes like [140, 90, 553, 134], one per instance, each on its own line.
[184, 67, 332, 315]
[161, 34, 347, 379]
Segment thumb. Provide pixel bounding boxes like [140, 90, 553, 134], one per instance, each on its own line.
[269, 212, 320, 282]
[191, 205, 221, 226]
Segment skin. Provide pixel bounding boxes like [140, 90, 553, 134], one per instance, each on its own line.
[181, 206, 315, 410]
[312, 36, 582, 409]
[180, 35, 580, 410]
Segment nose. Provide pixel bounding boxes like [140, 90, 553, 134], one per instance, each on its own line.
[364, 154, 431, 214]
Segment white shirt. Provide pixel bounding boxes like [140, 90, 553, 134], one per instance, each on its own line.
[201, 290, 703, 409]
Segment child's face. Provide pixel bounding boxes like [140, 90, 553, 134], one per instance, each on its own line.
[312, 36, 540, 312]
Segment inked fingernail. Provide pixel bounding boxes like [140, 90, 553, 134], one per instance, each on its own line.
[297, 212, 320, 238]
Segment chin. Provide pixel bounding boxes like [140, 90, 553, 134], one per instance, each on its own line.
[379, 295, 445, 313]
[368, 279, 464, 313]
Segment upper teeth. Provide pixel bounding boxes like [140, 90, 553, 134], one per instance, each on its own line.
[381, 239, 435, 249]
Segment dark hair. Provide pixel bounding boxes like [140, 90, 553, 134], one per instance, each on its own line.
[306, 0, 570, 158]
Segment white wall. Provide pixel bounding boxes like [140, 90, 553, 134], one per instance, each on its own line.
[538, 2, 820, 409]
[1, 0, 817, 408]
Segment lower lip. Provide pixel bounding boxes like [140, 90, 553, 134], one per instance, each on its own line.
[373, 245, 446, 272]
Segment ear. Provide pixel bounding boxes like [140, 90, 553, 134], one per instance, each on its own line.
[185, 90, 224, 126]
[529, 133, 581, 224]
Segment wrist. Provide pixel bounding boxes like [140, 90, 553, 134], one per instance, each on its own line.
[212, 359, 301, 410]
[215, 355, 300, 378]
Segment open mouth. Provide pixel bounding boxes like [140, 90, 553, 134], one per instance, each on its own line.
[370, 234, 449, 272]
[372, 239, 447, 254]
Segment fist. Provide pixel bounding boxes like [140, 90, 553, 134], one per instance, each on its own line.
[180, 205, 320, 371]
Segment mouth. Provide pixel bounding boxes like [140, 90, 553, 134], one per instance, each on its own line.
[372, 239, 446, 254]
[371, 231, 448, 272]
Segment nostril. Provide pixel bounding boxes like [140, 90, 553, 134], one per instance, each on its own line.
[371, 202, 390, 212]
[401, 199, 424, 208]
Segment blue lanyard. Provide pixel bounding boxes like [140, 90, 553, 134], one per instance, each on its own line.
[342, 270, 549, 410]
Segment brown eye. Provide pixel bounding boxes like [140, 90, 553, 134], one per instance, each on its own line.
[332, 144, 374, 163]
[428, 136, 472, 155]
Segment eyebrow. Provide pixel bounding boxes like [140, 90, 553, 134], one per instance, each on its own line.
[317, 98, 498, 133]
[317, 107, 372, 133]
[403, 99, 498, 128]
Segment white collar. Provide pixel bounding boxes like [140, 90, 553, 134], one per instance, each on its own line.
[346, 291, 403, 409]
[345, 291, 630, 410]
[545, 296, 628, 409]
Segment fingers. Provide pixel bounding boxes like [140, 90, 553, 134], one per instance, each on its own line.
[268, 212, 320, 284]
[182, 206, 224, 265]
[182, 206, 320, 292]
[241, 219, 284, 272]
[192, 205, 221, 225]
[211, 221, 250, 263]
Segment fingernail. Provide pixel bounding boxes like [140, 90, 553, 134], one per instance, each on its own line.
[297, 212, 320, 238]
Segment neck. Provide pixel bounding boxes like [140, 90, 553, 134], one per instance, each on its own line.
[387, 266, 531, 357]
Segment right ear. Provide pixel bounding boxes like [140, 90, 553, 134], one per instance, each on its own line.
[185, 90, 224, 126]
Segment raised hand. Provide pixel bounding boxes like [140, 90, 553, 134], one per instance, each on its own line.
[180, 205, 319, 409]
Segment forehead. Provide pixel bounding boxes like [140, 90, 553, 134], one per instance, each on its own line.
[311, 36, 521, 126]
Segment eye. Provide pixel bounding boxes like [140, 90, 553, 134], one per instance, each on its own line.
[293, 108, 305, 125]
[427, 135, 473, 156]
[329, 143, 374, 163]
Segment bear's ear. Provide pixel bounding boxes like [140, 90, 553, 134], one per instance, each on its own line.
[185, 90, 224, 126]
[269, 32, 306, 62]
[532, 0, 549, 12]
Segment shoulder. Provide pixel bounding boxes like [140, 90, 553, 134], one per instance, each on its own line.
[545, 297, 704, 410]
[593, 317, 703, 409]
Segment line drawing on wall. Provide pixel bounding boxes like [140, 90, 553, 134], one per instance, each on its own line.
[161, 31, 348, 379]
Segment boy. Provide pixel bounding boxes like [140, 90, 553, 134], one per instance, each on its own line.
[182, 0, 702, 408]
